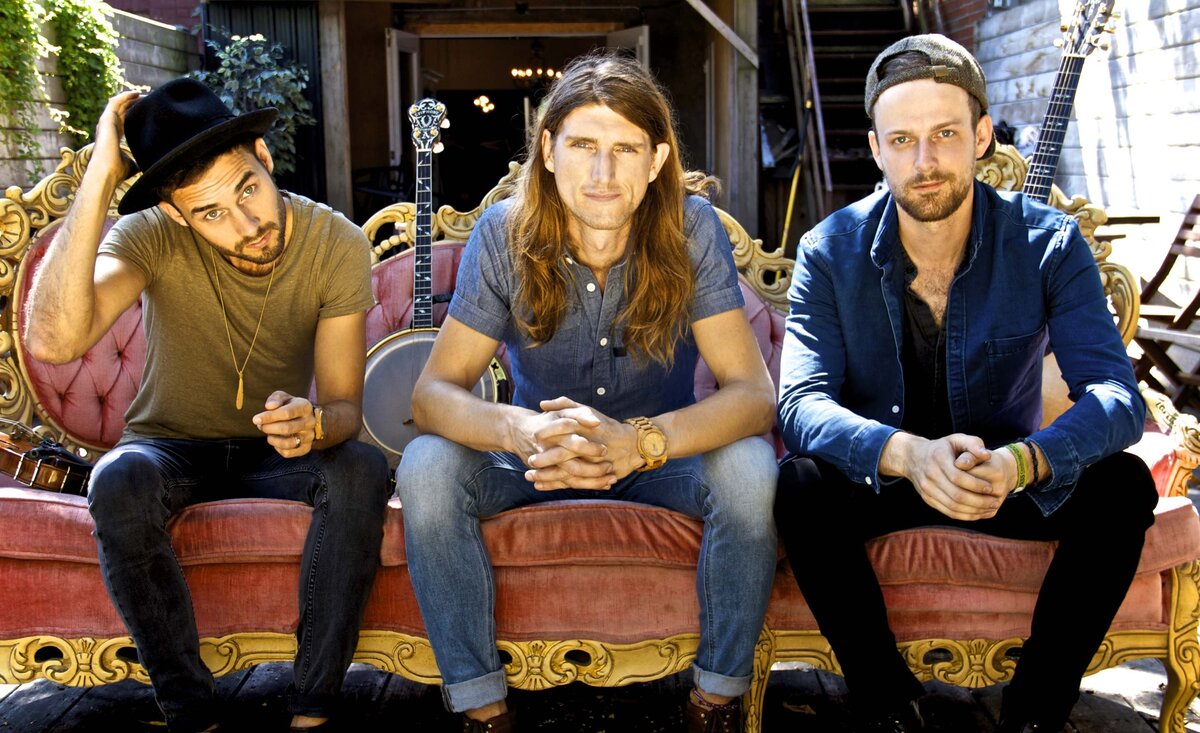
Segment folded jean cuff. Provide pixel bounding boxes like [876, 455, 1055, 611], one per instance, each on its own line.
[692, 664, 751, 698]
[443, 668, 508, 713]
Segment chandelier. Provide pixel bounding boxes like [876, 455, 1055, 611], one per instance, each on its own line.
[510, 40, 563, 88]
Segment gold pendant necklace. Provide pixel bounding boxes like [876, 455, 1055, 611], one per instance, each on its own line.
[210, 246, 275, 410]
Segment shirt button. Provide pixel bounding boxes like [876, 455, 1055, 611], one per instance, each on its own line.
[596, 387, 606, 396]
[891, 405, 900, 414]
[865, 476, 873, 485]
[600, 337, 608, 346]
[586, 283, 597, 293]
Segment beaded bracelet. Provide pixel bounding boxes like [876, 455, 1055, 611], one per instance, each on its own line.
[1003, 443, 1027, 491]
[1021, 438, 1040, 486]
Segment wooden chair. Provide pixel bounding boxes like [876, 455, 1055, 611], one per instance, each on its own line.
[1134, 194, 1200, 408]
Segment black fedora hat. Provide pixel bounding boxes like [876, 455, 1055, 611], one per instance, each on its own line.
[118, 77, 278, 214]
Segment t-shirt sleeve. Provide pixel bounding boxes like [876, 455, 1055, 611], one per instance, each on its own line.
[97, 209, 167, 284]
[686, 197, 745, 322]
[319, 214, 376, 319]
[447, 203, 514, 341]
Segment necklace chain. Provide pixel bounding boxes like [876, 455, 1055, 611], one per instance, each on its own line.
[210, 245, 275, 410]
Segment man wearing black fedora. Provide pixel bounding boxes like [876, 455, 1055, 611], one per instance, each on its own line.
[24, 79, 391, 732]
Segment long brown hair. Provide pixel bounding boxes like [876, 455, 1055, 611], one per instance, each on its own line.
[508, 50, 718, 366]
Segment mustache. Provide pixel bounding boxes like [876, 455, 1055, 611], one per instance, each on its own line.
[238, 223, 279, 248]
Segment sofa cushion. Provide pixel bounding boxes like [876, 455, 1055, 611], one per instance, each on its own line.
[764, 495, 1200, 640]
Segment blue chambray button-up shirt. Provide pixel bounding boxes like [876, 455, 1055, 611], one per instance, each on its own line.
[778, 181, 1145, 515]
[449, 196, 745, 421]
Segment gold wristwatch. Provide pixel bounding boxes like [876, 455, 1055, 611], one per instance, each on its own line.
[625, 416, 668, 472]
[312, 404, 326, 441]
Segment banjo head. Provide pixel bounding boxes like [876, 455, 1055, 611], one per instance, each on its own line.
[361, 329, 505, 463]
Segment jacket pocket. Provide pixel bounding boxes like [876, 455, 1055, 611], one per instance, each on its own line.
[985, 328, 1046, 407]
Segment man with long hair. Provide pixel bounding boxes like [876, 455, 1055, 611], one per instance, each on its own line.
[396, 51, 778, 732]
[775, 35, 1156, 732]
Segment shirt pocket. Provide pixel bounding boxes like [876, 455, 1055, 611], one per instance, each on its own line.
[985, 328, 1046, 408]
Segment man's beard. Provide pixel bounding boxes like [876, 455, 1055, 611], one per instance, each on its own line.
[232, 197, 288, 263]
[891, 169, 972, 223]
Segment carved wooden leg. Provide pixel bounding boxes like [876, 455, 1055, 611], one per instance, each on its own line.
[1161, 561, 1200, 733]
[742, 626, 774, 733]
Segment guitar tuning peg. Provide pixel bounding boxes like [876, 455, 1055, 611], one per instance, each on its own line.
[433, 142, 445, 154]
[441, 119, 451, 129]
[1105, 21, 1116, 32]
[1099, 40, 1110, 51]
[1109, 10, 1120, 18]
[1060, 23, 1069, 31]
[1054, 38, 1064, 48]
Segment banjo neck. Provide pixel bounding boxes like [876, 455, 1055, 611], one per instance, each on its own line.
[413, 145, 434, 330]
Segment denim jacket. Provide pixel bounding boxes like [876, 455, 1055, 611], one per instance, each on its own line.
[778, 181, 1145, 515]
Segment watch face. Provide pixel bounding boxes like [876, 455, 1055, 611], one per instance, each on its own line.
[643, 431, 667, 457]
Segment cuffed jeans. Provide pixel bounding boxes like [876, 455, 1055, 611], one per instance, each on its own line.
[775, 451, 1158, 729]
[395, 434, 778, 713]
[88, 437, 391, 732]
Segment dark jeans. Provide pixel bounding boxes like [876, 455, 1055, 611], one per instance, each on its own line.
[775, 451, 1157, 729]
[87, 437, 391, 732]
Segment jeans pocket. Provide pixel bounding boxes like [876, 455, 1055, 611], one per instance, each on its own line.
[986, 328, 1046, 407]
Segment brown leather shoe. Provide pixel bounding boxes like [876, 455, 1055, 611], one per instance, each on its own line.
[685, 694, 742, 733]
[462, 710, 516, 733]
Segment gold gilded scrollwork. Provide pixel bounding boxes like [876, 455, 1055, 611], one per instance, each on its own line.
[1162, 561, 1200, 733]
[899, 638, 1021, 688]
[0, 198, 31, 300]
[435, 161, 521, 242]
[201, 633, 297, 677]
[0, 635, 144, 686]
[363, 203, 418, 261]
[1142, 384, 1200, 498]
[498, 635, 696, 690]
[975, 145, 1027, 193]
[1099, 261, 1139, 345]
[741, 627, 775, 733]
[714, 208, 792, 313]
[354, 631, 441, 683]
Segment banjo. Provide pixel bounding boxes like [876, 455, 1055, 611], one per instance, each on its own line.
[360, 98, 507, 459]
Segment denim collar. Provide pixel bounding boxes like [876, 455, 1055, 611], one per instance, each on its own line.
[869, 180, 989, 275]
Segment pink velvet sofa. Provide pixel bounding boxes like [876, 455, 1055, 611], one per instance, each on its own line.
[1, 147, 1199, 733]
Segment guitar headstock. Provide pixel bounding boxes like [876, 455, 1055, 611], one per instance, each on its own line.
[1058, 1, 1118, 57]
[409, 98, 450, 154]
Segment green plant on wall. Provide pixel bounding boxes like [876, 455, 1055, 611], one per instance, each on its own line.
[192, 33, 316, 175]
[0, 0, 51, 176]
[47, 0, 127, 145]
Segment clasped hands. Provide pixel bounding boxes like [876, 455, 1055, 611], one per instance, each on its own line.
[513, 396, 641, 491]
[253, 391, 321, 458]
[894, 433, 1023, 521]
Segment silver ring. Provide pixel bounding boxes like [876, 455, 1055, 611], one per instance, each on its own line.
[294, 435, 302, 449]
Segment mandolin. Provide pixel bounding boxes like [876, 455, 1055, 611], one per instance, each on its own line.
[0, 418, 91, 496]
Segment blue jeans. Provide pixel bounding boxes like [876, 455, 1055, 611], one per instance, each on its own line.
[87, 437, 391, 732]
[395, 434, 778, 712]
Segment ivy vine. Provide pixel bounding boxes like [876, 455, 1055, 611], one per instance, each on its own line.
[0, 0, 51, 176]
[46, 0, 127, 146]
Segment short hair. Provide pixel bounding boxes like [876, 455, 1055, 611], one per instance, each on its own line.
[153, 133, 263, 207]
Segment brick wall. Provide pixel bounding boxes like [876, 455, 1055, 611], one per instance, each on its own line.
[938, 0, 989, 50]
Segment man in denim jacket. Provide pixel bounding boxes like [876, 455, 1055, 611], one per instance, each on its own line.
[775, 34, 1157, 733]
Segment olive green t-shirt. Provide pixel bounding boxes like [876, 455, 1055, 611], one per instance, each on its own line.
[99, 194, 374, 440]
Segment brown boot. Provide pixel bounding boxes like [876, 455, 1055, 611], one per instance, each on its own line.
[461, 710, 516, 733]
[685, 691, 742, 733]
